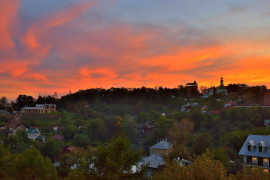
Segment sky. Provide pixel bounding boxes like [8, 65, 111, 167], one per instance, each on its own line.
[1, 0, 270, 99]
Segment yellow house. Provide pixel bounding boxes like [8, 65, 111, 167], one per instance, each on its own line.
[21, 104, 56, 114]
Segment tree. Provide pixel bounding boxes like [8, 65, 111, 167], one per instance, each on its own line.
[167, 118, 194, 146]
[192, 132, 212, 156]
[0, 143, 16, 178]
[91, 133, 145, 179]
[40, 139, 61, 161]
[73, 134, 90, 148]
[84, 118, 106, 142]
[0, 96, 8, 110]
[192, 151, 226, 180]
[120, 116, 138, 143]
[63, 125, 77, 140]
[14, 147, 56, 180]
[14, 95, 35, 110]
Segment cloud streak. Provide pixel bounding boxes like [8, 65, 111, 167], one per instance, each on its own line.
[1, 0, 270, 99]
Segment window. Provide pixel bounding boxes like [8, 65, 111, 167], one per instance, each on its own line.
[258, 157, 263, 166]
[247, 156, 252, 164]
[248, 145, 251, 151]
[259, 146, 263, 152]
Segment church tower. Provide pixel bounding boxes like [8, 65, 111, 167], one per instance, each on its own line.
[220, 76, 224, 86]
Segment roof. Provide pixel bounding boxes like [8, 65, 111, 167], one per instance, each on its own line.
[138, 155, 164, 169]
[239, 134, 270, 158]
[150, 140, 172, 150]
[26, 128, 40, 134]
[22, 107, 45, 110]
[0, 110, 10, 114]
[36, 104, 56, 107]
[185, 81, 198, 86]
[53, 134, 64, 140]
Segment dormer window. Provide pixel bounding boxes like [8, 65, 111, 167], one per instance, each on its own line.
[259, 146, 263, 152]
[248, 145, 251, 151]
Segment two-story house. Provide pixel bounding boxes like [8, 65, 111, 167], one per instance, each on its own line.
[239, 134, 270, 171]
[149, 140, 173, 156]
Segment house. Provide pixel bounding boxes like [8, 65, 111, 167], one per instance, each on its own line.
[53, 134, 64, 141]
[224, 101, 235, 109]
[8, 124, 26, 136]
[57, 146, 77, 161]
[239, 134, 270, 171]
[149, 140, 173, 156]
[264, 120, 270, 127]
[26, 128, 41, 140]
[21, 104, 56, 114]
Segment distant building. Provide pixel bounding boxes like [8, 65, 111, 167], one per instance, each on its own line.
[202, 87, 214, 98]
[239, 134, 270, 171]
[8, 125, 26, 136]
[21, 104, 56, 114]
[53, 134, 64, 141]
[26, 128, 41, 140]
[262, 90, 270, 106]
[216, 76, 227, 95]
[149, 140, 173, 156]
[185, 81, 199, 97]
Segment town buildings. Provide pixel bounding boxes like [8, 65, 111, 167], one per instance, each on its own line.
[239, 134, 270, 172]
[21, 104, 56, 114]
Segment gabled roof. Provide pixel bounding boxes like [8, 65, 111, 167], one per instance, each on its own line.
[150, 140, 171, 150]
[239, 134, 270, 158]
[53, 134, 64, 141]
[139, 155, 164, 169]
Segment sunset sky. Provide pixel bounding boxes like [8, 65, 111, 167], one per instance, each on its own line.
[1, 0, 270, 99]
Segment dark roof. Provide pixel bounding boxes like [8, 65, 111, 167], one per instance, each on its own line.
[150, 140, 172, 150]
[53, 134, 64, 140]
[239, 134, 270, 158]
[185, 81, 198, 86]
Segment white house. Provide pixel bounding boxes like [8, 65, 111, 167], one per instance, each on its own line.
[239, 134, 270, 172]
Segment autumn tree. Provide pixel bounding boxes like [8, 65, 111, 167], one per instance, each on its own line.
[167, 118, 194, 146]
[191, 151, 226, 180]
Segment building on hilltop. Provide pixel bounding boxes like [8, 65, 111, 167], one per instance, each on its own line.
[216, 76, 228, 95]
[21, 104, 56, 114]
[239, 134, 270, 172]
[262, 90, 270, 106]
[185, 81, 199, 97]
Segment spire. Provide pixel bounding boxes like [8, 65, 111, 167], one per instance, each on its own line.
[220, 75, 224, 86]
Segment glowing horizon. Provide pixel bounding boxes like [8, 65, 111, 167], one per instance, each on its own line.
[1, 0, 270, 99]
